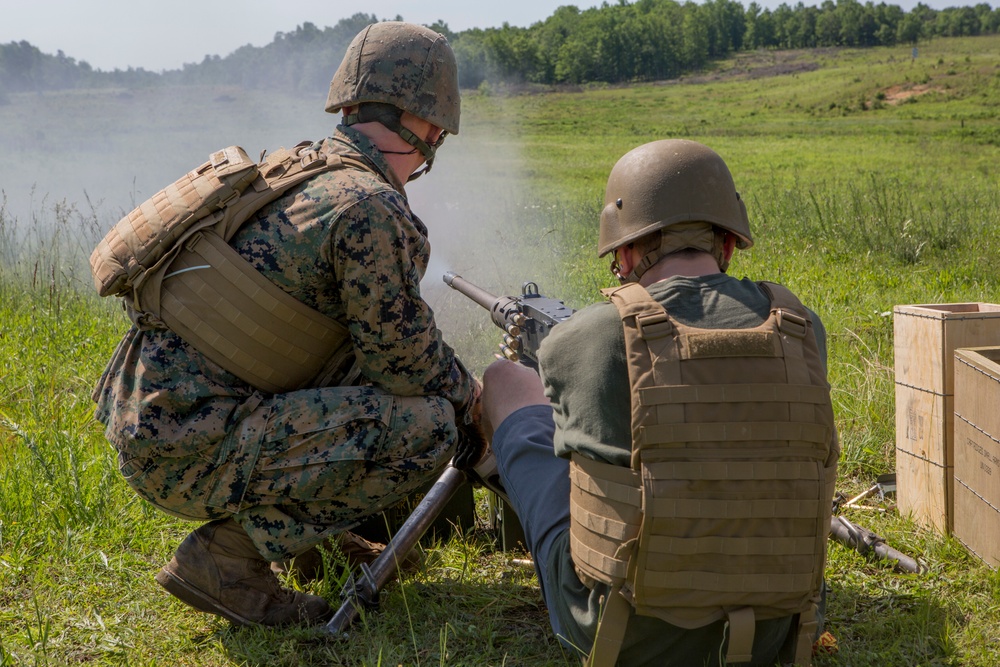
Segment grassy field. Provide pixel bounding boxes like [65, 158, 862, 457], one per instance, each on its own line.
[2, 34, 1000, 666]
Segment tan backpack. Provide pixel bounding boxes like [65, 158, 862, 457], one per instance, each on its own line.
[91, 141, 370, 393]
[571, 281, 838, 667]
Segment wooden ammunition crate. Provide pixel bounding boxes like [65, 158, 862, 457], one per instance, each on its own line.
[953, 347, 1000, 568]
[893, 303, 1000, 533]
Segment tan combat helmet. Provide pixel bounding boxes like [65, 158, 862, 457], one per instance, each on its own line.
[326, 21, 460, 180]
[599, 139, 753, 280]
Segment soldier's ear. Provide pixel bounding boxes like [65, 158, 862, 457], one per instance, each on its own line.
[723, 233, 737, 263]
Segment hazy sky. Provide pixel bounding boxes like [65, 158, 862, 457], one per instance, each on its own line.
[1, 0, 978, 73]
[2, 0, 598, 72]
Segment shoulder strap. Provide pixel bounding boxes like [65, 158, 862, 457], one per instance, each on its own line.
[602, 283, 682, 469]
[217, 142, 372, 242]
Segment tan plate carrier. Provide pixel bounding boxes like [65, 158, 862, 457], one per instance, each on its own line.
[571, 281, 837, 667]
[91, 142, 372, 393]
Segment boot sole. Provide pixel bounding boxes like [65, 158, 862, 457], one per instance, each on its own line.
[154, 568, 255, 627]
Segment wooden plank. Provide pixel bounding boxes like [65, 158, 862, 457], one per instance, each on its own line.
[894, 303, 1000, 396]
[895, 385, 953, 464]
[894, 304, 946, 396]
[895, 447, 950, 534]
[953, 483, 1000, 569]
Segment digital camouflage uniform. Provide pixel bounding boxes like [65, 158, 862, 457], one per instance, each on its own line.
[93, 124, 476, 561]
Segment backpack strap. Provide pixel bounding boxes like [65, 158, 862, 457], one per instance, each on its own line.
[579, 284, 677, 667]
[793, 603, 819, 666]
[601, 282, 681, 470]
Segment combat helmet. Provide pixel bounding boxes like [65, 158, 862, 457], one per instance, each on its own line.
[599, 139, 753, 279]
[326, 22, 460, 179]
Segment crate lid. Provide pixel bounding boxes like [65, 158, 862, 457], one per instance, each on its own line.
[895, 303, 1000, 319]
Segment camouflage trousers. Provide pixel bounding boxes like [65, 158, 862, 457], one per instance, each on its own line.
[117, 385, 457, 560]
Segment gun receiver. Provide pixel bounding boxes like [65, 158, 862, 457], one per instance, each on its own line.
[443, 272, 574, 367]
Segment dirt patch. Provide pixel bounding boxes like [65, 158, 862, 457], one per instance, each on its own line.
[683, 60, 820, 84]
[676, 49, 827, 85]
[882, 83, 941, 104]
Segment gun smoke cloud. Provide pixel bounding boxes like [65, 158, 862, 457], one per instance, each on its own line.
[0, 83, 560, 373]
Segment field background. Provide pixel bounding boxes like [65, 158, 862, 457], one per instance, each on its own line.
[2, 34, 1000, 666]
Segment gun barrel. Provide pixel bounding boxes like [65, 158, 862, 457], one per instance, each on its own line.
[443, 272, 499, 311]
[829, 515, 926, 575]
[443, 272, 526, 331]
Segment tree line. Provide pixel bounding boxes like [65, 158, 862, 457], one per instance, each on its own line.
[2, 1, 998, 98]
[445, 0, 1000, 86]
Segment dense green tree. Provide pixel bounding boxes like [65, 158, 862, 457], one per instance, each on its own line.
[744, 3, 778, 49]
[816, 5, 842, 45]
[873, 3, 905, 46]
[532, 5, 583, 83]
[451, 29, 490, 88]
[681, 3, 712, 68]
[937, 6, 983, 36]
[789, 2, 820, 47]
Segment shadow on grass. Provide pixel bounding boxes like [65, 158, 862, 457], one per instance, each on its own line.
[217, 576, 576, 667]
[817, 576, 961, 667]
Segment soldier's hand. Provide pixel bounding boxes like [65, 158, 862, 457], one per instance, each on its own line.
[453, 380, 487, 470]
[453, 420, 488, 470]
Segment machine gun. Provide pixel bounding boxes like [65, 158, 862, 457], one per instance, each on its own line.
[325, 274, 572, 635]
[829, 515, 925, 574]
[442, 273, 574, 550]
[325, 464, 467, 634]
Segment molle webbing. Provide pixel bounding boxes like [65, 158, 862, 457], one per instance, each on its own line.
[569, 453, 642, 586]
[91, 145, 261, 299]
[575, 281, 835, 667]
[92, 141, 373, 393]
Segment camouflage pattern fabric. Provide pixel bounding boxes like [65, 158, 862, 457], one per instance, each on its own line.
[118, 386, 455, 560]
[325, 21, 461, 135]
[95, 125, 476, 559]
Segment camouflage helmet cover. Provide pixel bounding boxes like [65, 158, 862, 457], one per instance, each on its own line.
[326, 21, 461, 135]
[598, 139, 753, 257]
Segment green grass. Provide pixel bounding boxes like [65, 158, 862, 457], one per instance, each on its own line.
[3, 34, 1000, 666]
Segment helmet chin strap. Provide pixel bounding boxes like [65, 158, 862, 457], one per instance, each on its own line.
[344, 102, 445, 182]
[615, 251, 658, 284]
[613, 224, 729, 284]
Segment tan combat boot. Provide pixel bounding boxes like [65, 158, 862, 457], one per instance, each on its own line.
[155, 518, 330, 626]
